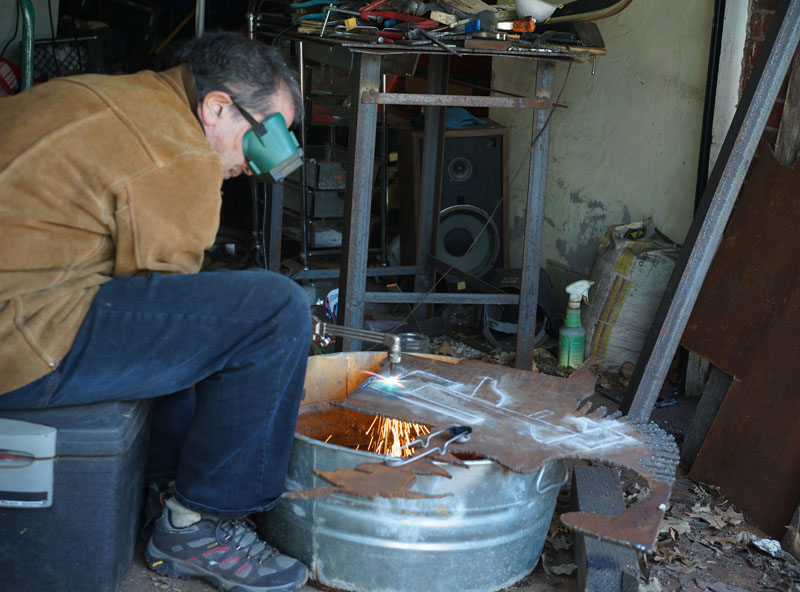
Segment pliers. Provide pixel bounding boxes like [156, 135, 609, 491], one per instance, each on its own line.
[359, 0, 438, 28]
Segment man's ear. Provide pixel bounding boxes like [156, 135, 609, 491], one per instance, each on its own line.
[198, 90, 234, 126]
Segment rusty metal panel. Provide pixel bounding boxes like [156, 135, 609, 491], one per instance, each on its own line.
[301, 355, 679, 553]
[285, 458, 452, 500]
[682, 150, 800, 375]
[683, 147, 800, 538]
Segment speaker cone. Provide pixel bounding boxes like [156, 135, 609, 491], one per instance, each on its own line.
[446, 155, 476, 183]
[437, 205, 501, 279]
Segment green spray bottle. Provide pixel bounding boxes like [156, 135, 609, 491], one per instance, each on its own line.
[558, 280, 594, 369]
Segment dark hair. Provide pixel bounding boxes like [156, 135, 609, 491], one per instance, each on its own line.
[175, 31, 302, 124]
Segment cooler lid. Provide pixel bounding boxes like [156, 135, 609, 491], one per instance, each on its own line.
[0, 400, 151, 458]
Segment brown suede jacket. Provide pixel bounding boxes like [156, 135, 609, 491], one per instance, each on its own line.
[0, 65, 222, 394]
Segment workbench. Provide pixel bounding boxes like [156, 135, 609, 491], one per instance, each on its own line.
[259, 30, 594, 370]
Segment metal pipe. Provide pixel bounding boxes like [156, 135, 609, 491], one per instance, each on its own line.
[195, 0, 205, 37]
[362, 91, 549, 109]
[621, 0, 800, 420]
[290, 265, 418, 280]
[364, 292, 518, 304]
[380, 73, 389, 266]
[18, 0, 34, 91]
[268, 182, 283, 271]
[250, 178, 263, 267]
[297, 41, 310, 268]
[413, 55, 449, 314]
[515, 60, 555, 370]
[694, 0, 727, 210]
[338, 53, 381, 351]
[247, 0, 257, 39]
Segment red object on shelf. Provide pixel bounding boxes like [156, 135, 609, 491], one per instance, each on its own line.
[311, 104, 334, 125]
[0, 58, 20, 96]
[360, 0, 439, 29]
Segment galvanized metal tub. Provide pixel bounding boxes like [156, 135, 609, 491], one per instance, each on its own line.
[256, 352, 566, 592]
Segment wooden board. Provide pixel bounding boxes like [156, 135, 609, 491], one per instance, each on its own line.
[775, 47, 800, 166]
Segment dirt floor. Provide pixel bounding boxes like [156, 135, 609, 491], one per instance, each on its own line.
[122, 465, 800, 592]
[120, 336, 800, 592]
[520, 466, 800, 592]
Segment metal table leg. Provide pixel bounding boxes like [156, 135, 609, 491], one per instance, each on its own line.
[414, 55, 450, 315]
[297, 41, 310, 268]
[339, 52, 381, 350]
[515, 61, 555, 370]
[268, 182, 284, 271]
[379, 73, 390, 267]
[18, 0, 34, 91]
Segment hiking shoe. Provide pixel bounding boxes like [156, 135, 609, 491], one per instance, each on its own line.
[145, 508, 308, 592]
[139, 478, 175, 541]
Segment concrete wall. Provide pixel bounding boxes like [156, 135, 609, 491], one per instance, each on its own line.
[490, 0, 717, 300]
[710, 0, 748, 170]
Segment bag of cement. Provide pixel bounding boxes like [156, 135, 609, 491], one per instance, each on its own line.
[583, 221, 680, 370]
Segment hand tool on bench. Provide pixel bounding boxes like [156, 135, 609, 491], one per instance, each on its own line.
[407, 27, 462, 55]
[333, 24, 405, 42]
[359, 0, 439, 28]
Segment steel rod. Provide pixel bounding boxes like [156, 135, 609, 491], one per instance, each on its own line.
[380, 73, 389, 266]
[621, 0, 800, 419]
[364, 292, 519, 304]
[249, 178, 262, 266]
[297, 41, 310, 267]
[247, 0, 256, 38]
[362, 91, 549, 109]
[694, 0, 727, 209]
[290, 265, 418, 280]
[194, 0, 205, 37]
[339, 52, 381, 351]
[515, 60, 555, 370]
[18, 0, 34, 91]
[413, 55, 450, 317]
[268, 182, 283, 271]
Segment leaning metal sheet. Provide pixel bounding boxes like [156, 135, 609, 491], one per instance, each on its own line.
[324, 354, 678, 553]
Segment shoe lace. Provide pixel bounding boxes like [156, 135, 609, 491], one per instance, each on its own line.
[216, 518, 278, 564]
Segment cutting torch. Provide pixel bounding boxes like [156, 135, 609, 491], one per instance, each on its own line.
[312, 317, 402, 376]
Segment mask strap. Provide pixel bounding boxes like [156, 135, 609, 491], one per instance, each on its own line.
[231, 102, 268, 137]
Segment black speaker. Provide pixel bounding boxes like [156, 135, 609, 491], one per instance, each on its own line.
[398, 122, 509, 279]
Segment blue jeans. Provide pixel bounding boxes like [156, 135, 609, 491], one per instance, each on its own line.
[0, 270, 310, 518]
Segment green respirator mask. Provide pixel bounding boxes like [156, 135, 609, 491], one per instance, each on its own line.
[196, 74, 303, 183]
[233, 103, 303, 183]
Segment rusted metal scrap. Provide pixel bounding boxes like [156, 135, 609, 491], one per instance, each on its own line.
[299, 354, 679, 553]
[284, 458, 451, 500]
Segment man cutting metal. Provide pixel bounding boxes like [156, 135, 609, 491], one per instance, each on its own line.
[0, 31, 310, 592]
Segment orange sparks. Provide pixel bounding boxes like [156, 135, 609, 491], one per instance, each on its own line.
[365, 415, 430, 458]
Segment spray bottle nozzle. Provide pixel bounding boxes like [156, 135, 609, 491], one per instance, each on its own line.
[559, 279, 594, 368]
[566, 280, 594, 308]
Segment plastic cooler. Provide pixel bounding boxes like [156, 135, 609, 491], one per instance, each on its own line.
[0, 400, 151, 592]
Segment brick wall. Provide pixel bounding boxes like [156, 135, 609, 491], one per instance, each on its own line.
[743, 0, 790, 150]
